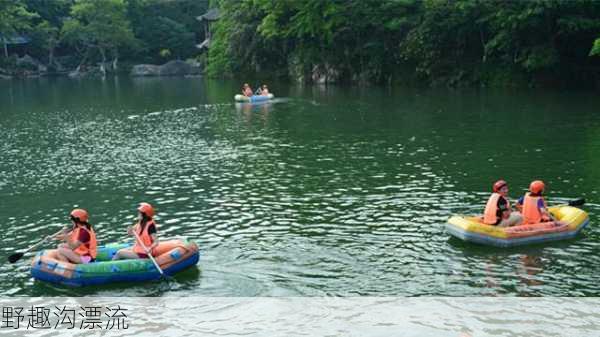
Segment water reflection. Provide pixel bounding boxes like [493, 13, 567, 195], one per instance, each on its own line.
[517, 255, 545, 291]
[235, 101, 273, 122]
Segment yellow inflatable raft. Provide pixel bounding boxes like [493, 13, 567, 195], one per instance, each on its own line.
[446, 206, 589, 247]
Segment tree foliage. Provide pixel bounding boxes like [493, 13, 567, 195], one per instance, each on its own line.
[0, 0, 37, 36]
[0, 0, 207, 71]
[127, 0, 205, 62]
[0, 0, 38, 57]
[1, 0, 598, 86]
[61, 0, 136, 66]
[590, 38, 600, 56]
[208, 0, 600, 87]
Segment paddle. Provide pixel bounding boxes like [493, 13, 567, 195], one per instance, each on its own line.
[565, 198, 585, 207]
[132, 231, 167, 278]
[456, 198, 585, 220]
[8, 227, 66, 263]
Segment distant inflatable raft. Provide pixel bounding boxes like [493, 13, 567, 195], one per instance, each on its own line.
[234, 93, 274, 103]
[446, 206, 589, 247]
[31, 240, 199, 286]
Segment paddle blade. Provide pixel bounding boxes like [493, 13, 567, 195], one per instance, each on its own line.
[8, 252, 24, 264]
[568, 198, 585, 207]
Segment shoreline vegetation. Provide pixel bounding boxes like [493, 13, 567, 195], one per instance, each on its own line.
[0, 0, 207, 79]
[1, 0, 599, 89]
[207, 0, 600, 89]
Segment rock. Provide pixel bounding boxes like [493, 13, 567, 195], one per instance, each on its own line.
[159, 60, 194, 75]
[185, 59, 202, 68]
[287, 55, 307, 83]
[131, 64, 160, 76]
[17, 54, 47, 72]
[68, 65, 104, 78]
[67, 69, 81, 78]
[130, 60, 202, 77]
[49, 60, 66, 72]
[311, 63, 340, 84]
[352, 70, 375, 85]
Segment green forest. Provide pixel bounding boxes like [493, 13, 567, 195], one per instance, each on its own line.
[0, 0, 208, 77]
[2, 0, 600, 88]
[208, 0, 600, 88]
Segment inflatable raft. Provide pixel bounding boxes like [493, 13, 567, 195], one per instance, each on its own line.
[31, 240, 199, 286]
[446, 206, 589, 247]
[234, 93, 274, 103]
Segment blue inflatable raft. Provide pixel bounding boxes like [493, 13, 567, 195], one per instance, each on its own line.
[31, 240, 199, 286]
[234, 93, 274, 103]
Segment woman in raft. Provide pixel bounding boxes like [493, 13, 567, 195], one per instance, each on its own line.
[55, 208, 97, 264]
[517, 180, 567, 226]
[260, 84, 270, 96]
[112, 202, 159, 260]
[483, 180, 523, 227]
[242, 83, 253, 97]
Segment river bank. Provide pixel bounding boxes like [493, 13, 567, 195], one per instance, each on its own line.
[3, 55, 597, 90]
[0, 56, 202, 80]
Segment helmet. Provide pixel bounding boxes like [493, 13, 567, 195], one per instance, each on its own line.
[138, 202, 155, 218]
[70, 209, 89, 223]
[529, 180, 545, 194]
[493, 180, 507, 193]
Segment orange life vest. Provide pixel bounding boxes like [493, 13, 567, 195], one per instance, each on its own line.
[483, 193, 511, 225]
[69, 225, 97, 259]
[133, 220, 157, 255]
[522, 193, 549, 224]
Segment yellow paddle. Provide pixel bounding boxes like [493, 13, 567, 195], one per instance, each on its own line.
[132, 231, 165, 277]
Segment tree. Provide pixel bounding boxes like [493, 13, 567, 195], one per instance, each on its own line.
[591, 38, 600, 56]
[0, 0, 37, 57]
[24, 0, 72, 67]
[31, 21, 60, 67]
[61, 0, 136, 74]
[126, 0, 207, 63]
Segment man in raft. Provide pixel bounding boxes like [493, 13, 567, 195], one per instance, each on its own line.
[112, 202, 159, 260]
[517, 180, 567, 226]
[54, 209, 97, 264]
[483, 180, 523, 227]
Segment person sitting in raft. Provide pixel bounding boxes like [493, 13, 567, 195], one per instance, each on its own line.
[260, 84, 270, 96]
[483, 180, 523, 227]
[242, 83, 253, 97]
[112, 202, 159, 260]
[55, 209, 97, 264]
[517, 180, 567, 226]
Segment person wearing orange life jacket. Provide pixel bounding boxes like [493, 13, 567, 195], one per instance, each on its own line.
[55, 209, 97, 264]
[112, 202, 159, 260]
[517, 180, 567, 226]
[483, 180, 523, 227]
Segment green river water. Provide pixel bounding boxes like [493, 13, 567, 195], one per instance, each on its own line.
[1, 77, 599, 297]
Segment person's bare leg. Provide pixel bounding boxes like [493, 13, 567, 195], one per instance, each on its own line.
[55, 249, 69, 262]
[509, 212, 523, 226]
[112, 248, 140, 260]
[57, 247, 83, 264]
